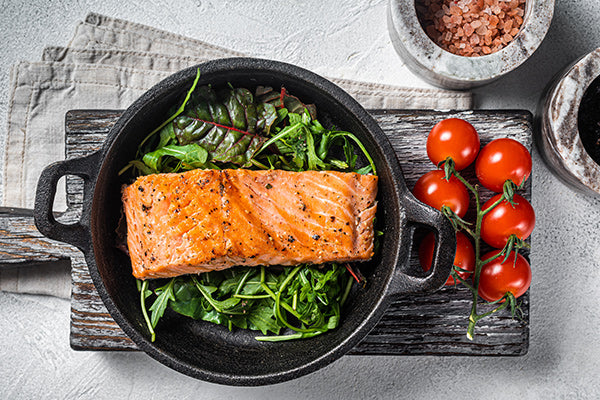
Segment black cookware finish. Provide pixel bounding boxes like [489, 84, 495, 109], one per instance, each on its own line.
[34, 58, 455, 385]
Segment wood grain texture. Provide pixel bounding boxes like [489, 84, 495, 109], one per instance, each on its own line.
[2, 109, 531, 355]
[0, 208, 79, 265]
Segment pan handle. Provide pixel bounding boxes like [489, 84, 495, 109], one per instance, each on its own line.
[34, 151, 102, 252]
[390, 193, 456, 296]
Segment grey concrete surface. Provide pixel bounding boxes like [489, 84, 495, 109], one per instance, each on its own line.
[1, 0, 600, 398]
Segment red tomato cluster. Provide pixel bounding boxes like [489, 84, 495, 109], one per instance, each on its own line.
[414, 118, 534, 302]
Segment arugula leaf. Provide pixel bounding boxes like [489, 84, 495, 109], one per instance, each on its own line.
[149, 279, 176, 328]
[329, 131, 377, 175]
[343, 136, 358, 170]
[191, 276, 240, 313]
[219, 268, 263, 296]
[138, 68, 202, 155]
[125, 160, 154, 176]
[305, 124, 327, 171]
[139, 279, 156, 341]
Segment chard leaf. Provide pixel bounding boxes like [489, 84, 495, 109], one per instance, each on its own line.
[172, 86, 271, 166]
[255, 86, 317, 120]
[142, 143, 208, 172]
[256, 102, 278, 134]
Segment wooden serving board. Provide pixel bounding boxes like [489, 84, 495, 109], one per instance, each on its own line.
[5, 109, 532, 355]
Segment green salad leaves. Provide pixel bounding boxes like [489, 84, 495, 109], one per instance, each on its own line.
[142, 264, 352, 342]
[125, 69, 377, 342]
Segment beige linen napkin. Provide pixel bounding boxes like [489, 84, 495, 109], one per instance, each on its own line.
[4, 61, 172, 210]
[0, 13, 473, 298]
[42, 46, 471, 110]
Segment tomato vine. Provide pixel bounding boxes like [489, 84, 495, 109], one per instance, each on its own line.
[416, 119, 534, 340]
[441, 156, 531, 339]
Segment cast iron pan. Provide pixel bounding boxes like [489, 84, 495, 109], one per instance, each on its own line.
[34, 58, 455, 385]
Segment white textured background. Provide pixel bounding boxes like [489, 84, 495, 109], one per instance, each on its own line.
[1, 0, 600, 398]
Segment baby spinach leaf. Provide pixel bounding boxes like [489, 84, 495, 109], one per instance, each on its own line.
[142, 143, 209, 172]
[169, 279, 204, 319]
[247, 305, 281, 335]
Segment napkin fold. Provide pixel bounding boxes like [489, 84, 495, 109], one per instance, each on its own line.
[0, 12, 473, 298]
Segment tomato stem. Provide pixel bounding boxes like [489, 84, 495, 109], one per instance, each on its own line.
[442, 158, 528, 340]
[449, 164, 501, 340]
[481, 195, 505, 216]
[452, 271, 476, 292]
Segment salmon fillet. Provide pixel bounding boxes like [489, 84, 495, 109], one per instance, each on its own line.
[122, 169, 378, 279]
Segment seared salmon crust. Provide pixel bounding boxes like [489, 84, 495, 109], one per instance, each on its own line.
[122, 169, 378, 279]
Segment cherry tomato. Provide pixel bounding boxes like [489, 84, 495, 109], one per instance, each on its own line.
[419, 231, 475, 286]
[480, 194, 535, 248]
[412, 170, 470, 218]
[427, 118, 480, 170]
[475, 138, 532, 193]
[479, 250, 531, 302]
